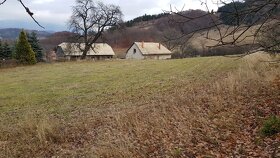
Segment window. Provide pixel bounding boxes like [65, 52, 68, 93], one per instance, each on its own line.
[133, 48, 136, 54]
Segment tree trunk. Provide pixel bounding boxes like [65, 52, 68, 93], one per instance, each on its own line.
[81, 48, 88, 59]
[81, 45, 90, 60]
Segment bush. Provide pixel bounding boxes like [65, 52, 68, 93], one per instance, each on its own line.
[258, 23, 280, 54]
[202, 45, 252, 57]
[0, 59, 18, 68]
[260, 115, 280, 137]
[171, 44, 253, 59]
[171, 45, 200, 59]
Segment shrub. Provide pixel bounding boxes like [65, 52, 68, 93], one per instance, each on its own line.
[260, 115, 280, 137]
[171, 45, 200, 59]
[202, 45, 251, 57]
[0, 59, 18, 68]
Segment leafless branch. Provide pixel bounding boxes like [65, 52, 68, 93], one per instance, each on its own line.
[0, 0, 6, 5]
[165, 0, 280, 56]
[0, 0, 45, 29]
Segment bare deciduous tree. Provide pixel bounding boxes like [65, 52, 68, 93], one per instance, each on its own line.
[258, 22, 280, 54]
[0, 0, 44, 28]
[68, 0, 122, 59]
[165, 0, 280, 55]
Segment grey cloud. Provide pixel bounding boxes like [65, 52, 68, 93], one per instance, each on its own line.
[0, 0, 218, 31]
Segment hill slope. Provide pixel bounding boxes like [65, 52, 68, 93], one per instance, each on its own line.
[104, 10, 215, 55]
[0, 28, 53, 40]
[0, 55, 279, 157]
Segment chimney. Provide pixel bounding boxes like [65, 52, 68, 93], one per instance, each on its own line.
[142, 41, 144, 48]
[159, 43, 161, 49]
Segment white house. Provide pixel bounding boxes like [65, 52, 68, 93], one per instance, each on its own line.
[126, 42, 172, 60]
[56, 42, 115, 60]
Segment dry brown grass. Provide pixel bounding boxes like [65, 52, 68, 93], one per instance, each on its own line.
[87, 53, 279, 157]
[189, 24, 261, 50]
[0, 54, 279, 157]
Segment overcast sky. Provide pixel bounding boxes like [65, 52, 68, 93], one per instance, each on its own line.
[0, 0, 220, 31]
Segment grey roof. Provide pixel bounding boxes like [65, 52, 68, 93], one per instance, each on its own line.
[58, 42, 115, 56]
[134, 42, 172, 55]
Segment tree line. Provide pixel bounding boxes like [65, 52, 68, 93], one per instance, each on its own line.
[0, 30, 43, 65]
[125, 13, 170, 27]
[218, 0, 280, 26]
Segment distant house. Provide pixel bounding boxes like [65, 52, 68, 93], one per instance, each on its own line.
[56, 42, 115, 60]
[126, 42, 172, 60]
[46, 51, 57, 62]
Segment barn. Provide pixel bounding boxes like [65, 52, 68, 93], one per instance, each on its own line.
[56, 42, 115, 60]
[125, 42, 172, 60]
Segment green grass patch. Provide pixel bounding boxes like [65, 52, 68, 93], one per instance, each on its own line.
[0, 57, 240, 130]
[261, 115, 280, 137]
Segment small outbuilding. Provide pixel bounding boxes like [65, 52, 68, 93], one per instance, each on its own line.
[125, 42, 172, 60]
[56, 42, 115, 60]
[46, 51, 57, 62]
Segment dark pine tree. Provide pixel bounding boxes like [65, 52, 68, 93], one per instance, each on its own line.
[15, 30, 36, 65]
[0, 40, 3, 60]
[2, 42, 12, 59]
[27, 32, 43, 62]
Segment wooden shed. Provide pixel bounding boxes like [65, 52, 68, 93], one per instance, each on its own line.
[125, 42, 172, 60]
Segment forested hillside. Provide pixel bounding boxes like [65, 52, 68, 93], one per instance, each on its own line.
[104, 9, 215, 56]
[0, 28, 52, 40]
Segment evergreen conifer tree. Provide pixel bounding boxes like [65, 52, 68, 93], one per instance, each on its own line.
[27, 32, 43, 62]
[15, 30, 36, 65]
[0, 40, 3, 60]
[2, 42, 12, 59]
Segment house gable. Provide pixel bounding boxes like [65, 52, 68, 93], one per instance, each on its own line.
[125, 43, 145, 59]
[125, 42, 172, 60]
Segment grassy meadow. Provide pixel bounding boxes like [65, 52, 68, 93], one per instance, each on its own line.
[0, 54, 279, 157]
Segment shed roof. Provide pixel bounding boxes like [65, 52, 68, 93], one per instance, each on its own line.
[134, 42, 172, 55]
[58, 42, 115, 56]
